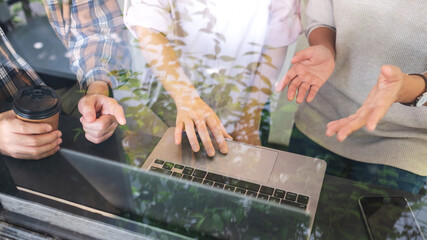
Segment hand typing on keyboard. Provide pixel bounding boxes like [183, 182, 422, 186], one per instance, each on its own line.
[180, 130, 231, 158]
[174, 98, 233, 157]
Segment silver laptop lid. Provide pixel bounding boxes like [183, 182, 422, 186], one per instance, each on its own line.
[60, 148, 311, 240]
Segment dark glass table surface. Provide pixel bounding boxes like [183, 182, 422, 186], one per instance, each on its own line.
[0, 114, 425, 240]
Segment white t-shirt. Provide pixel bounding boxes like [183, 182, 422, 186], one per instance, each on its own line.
[124, 0, 301, 132]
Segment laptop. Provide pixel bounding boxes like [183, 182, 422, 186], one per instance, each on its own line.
[143, 128, 327, 231]
[60, 147, 314, 239]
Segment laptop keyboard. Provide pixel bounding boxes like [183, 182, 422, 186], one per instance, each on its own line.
[149, 159, 309, 210]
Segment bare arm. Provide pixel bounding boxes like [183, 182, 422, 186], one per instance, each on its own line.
[308, 27, 336, 58]
[134, 26, 231, 156]
[134, 27, 199, 104]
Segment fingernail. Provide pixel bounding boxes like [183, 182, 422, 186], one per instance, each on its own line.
[57, 138, 62, 145]
[208, 150, 215, 157]
[46, 125, 52, 132]
[192, 145, 200, 152]
[57, 132, 62, 137]
[274, 82, 279, 91]
[221, 147, 228, 154]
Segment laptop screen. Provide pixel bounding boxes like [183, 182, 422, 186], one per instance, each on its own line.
[60, 148, 310, 239]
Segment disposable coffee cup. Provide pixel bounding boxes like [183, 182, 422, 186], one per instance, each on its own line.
[12, 85, 61, 130]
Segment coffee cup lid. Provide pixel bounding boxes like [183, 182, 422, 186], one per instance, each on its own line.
[13, 85, 61, 120]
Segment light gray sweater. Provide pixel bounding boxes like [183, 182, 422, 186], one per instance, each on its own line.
[295, 0, 427, 176]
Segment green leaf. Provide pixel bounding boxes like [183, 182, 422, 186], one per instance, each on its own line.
[215, 45, 221, 55]
[213, 215, 224, 231]
[175, 49, 182, 58]
[245, 86, 259, 93]
[175, 25, 188, 37]
[173, 39, 186, 46]
[229, 85, 240, 92]
[220, 56, 235, 62]
[232, 65, 245, 69]
[73, 128, 84, 142]
[262, 53, 272, 63]
[215, 32, 226, 42]
[148, 59, 158, 66]
[246, 62, 259, 71]
[261, 88, 273, 95]
[264, 61, 277, 70]
[204, 54, 216, 60]
[200, 28, 212, 33]
[260, 75, 272, 88]
[243, 51, 259, 55]
[119, 96, 136, 103]
[196, 217, 206, 230]
[248, 42, 262, 46]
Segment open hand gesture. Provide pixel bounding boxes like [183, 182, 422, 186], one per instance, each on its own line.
[275, 45, 335, 103]
[326, 65, 406, 141]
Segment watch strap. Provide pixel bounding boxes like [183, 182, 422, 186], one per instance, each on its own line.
[408, 73, 427, 107]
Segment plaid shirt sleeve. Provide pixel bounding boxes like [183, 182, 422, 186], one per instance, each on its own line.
[43, 0, 130, 90]
[0, 28, 45, 100]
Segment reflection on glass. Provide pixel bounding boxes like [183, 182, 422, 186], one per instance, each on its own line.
[120, 0, 300, 156]
[359, 196, 425, 240]
[61, 149, 310, 239]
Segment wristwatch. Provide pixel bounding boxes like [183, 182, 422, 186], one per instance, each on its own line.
[408, 73, 427, 107]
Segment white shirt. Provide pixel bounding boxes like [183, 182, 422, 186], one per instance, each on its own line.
[124, 0, 301, 132]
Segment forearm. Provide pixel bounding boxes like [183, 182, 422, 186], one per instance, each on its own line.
[398, 73, 427, 105]
[86, 81, 110, 96]
[308, 27, 336, 58]
[135, 26, 199, 104]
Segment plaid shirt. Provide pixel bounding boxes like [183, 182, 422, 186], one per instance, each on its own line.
[0, 0, 129, 100]
[0, 27, 45, 100]
[43, 0, 130, 90]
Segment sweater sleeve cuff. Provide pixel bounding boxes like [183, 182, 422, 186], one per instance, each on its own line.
[80, 68, 118, 91]
[306, 24, 336, 38]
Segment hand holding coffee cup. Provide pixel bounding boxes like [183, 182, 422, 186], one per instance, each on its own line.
[0, 85, 63, 159]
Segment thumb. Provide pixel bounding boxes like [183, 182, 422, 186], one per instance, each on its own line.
[78, 96, 97, 123]
[291, 47, 314, 64]
[380, 65, 401, 81]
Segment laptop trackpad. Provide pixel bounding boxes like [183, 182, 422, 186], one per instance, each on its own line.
[194, 141, 277, 184]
